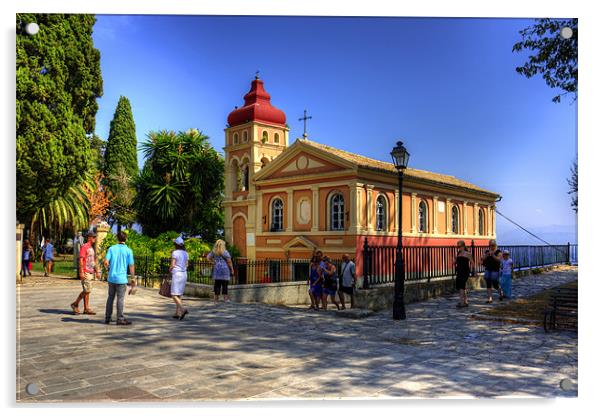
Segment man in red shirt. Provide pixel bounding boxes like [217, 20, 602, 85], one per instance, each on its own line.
[70, 231, 100, 315]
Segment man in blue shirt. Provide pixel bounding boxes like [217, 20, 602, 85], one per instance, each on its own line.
[42, 238, 54, 277]
[103, 231, 135, 325]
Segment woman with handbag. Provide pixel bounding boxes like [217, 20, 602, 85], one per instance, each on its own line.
[207, 239, 234, 303]
[170, 236, 189, 320]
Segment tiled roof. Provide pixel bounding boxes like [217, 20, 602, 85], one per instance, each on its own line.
[300, 139, 499, 198]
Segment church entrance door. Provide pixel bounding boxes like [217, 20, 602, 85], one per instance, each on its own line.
[233, 216, 247, 258]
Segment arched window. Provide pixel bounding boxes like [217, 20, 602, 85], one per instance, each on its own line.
[271, 198, 283, 231]
[451, 205, 460, 234]
[242, 131, 248, 142]
[330, 193, 345, 231]
[233, 133, 239, 145]
[478, 208, 484, 235]
[242, 165, 249, 191]
[376, 195, 387, 231]
[231, 159, 240, 192]
[274, 133, 280, 144]
[262, 131, 269, 143]
[418, 200, 428, 233]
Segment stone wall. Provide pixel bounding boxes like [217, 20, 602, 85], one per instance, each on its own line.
[139, 265, 559, 309]
[183, 281, 310, 305]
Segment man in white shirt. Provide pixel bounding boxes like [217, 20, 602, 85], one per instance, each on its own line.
[338, 254, 356, 309]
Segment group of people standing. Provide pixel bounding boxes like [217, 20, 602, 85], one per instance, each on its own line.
[69, 230, 136, 325]
[19, 238, 55, 277]
[28, 229, 516, 320]
[308, 251, 356, 311]
[455, 239, 514, 308]
[65, 233, 235, 325]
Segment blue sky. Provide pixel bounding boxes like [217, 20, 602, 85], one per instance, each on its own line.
[92, 15, 577, 244]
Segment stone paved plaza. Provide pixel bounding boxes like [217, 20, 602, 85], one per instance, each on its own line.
[16, 266, 578, 402]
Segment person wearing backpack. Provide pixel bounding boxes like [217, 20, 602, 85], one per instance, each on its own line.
[207, 239, 235, 303]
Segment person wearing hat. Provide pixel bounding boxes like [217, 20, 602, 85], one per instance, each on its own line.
[103, 231, 136, 325]
[70, 231, 100, 315]
[169, 235, 189, 320]
[500, 250, 514, 300]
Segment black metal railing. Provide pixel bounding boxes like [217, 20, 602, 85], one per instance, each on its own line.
[133, 255, 347, 287]
[362, 238, 577, 289]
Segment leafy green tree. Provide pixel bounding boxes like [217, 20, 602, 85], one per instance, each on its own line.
[513, 18, 577, 103]
[104, 96, 138, 228]
[135, 129, 224, 239]
[89, 134, 106, 172]
[16, 13, 103, 223]
[16, 14, 102, 221]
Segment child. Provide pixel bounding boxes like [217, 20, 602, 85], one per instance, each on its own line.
[500, 250, 513, 300]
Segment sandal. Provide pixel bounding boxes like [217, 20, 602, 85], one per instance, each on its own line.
[179, 309, 188, 320]
[70, 303, 80, 315]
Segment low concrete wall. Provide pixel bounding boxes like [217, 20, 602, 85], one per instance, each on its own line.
[138, 265, 559, 309]
[183, 281, 310, 305]
[134, 277, 309, 305]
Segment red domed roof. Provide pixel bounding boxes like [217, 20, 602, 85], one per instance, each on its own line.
[227, 78, 286, 127]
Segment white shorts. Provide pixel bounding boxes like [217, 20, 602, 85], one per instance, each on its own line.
[170, 271, 188, 296]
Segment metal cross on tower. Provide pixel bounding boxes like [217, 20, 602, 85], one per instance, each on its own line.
[298, 109, 312, 138]
[255, 70, 260, 79]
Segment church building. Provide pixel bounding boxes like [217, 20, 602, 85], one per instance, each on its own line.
[223, 77, 500, 263]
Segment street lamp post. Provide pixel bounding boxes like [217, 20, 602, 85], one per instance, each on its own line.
[390, 141, 410, 320]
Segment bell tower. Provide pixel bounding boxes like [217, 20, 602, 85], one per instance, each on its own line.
[223, 76, 289, 259]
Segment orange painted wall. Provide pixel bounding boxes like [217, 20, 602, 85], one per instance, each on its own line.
[466, 204, 475, 235]
[293, 189, 312, 232]
[436, 200, 446, 233]
[262, 191, 288, 232]
[401, 193, 411, 233]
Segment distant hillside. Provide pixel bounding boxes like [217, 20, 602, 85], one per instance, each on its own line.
[495, 223, 577, 245]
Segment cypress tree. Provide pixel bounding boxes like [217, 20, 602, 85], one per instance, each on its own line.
[16, 13, 103, 223]
[104, 96, 138, 228]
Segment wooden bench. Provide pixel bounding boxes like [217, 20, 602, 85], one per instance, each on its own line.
[543, 287, 577, 332]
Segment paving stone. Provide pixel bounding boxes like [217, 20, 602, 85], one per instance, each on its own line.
[16, 266, 578, 401]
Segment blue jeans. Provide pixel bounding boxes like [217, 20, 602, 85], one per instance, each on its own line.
[500, 273, 512, 298]
[105, 283, 127, 322]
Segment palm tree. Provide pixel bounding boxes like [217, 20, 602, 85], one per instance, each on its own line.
[135, 129, 224, 237]
[30, 172, 95, 244]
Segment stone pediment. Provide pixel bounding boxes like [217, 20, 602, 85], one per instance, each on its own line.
[254, 140, 356, 183]
[283, 236, 317, 251]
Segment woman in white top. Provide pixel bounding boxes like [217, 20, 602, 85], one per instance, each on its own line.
[170, 236, 189, 320]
